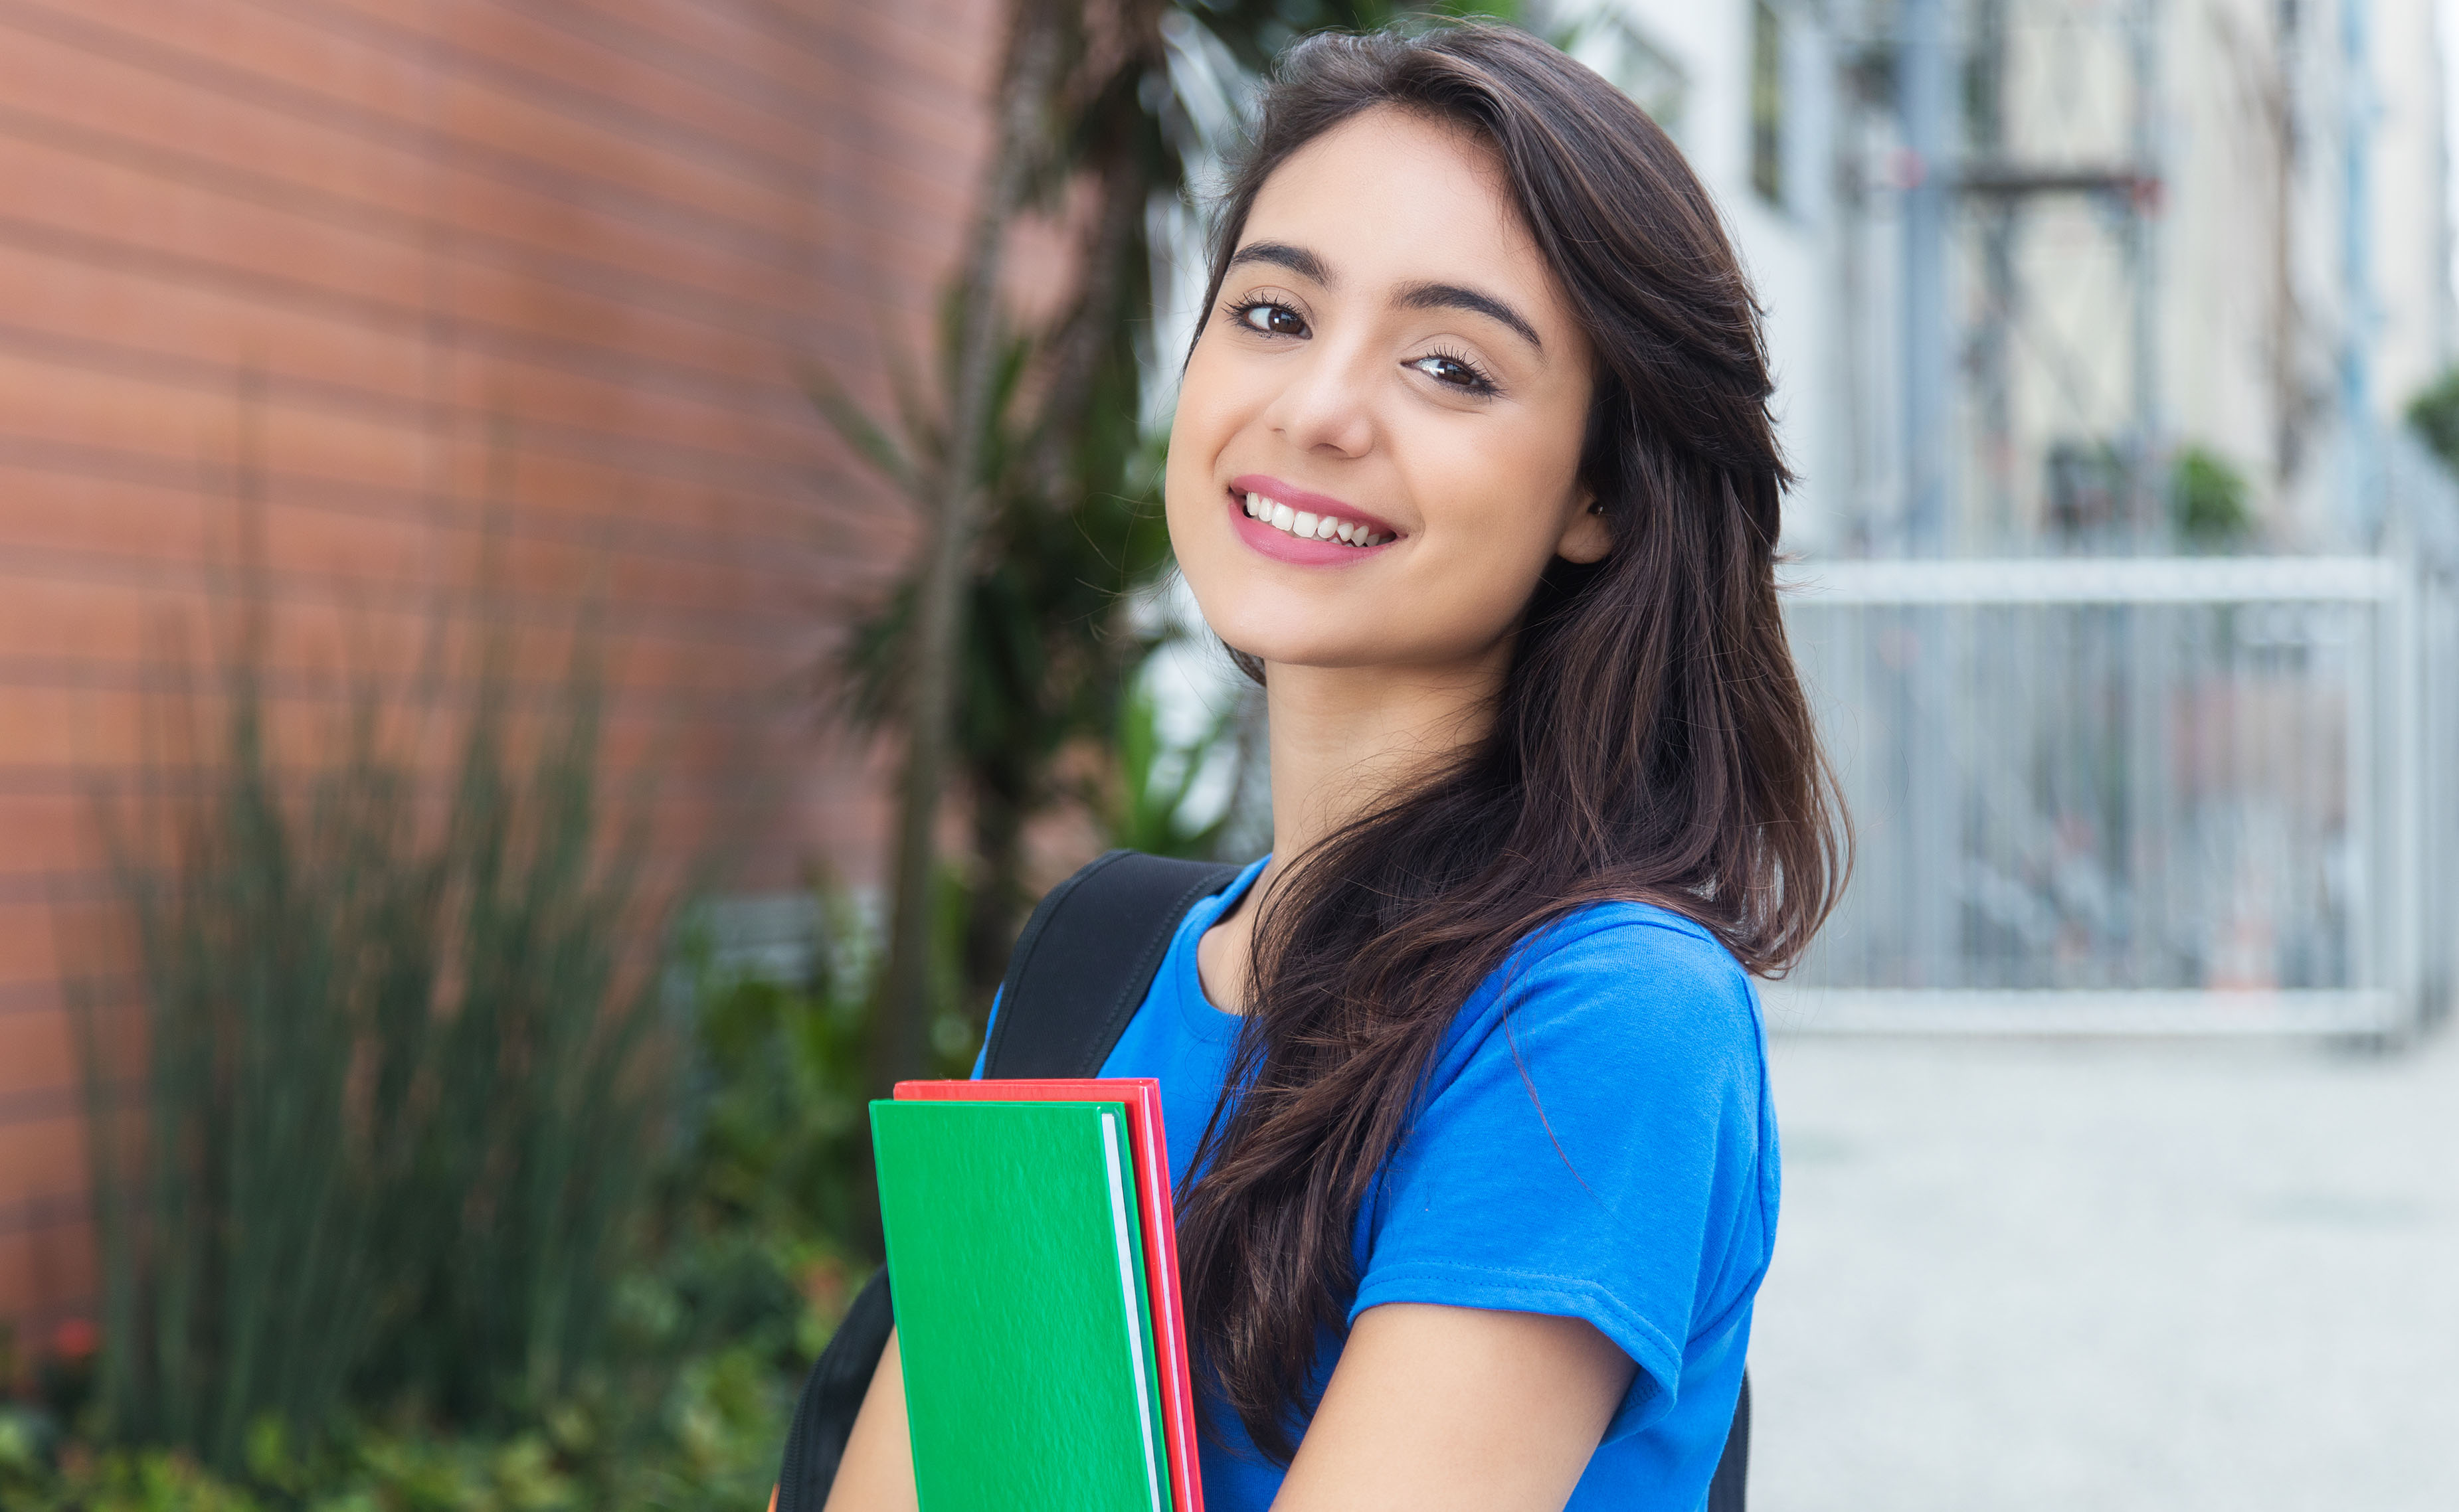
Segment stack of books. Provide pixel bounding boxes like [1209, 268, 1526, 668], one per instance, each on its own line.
[873, 1077, 1206, 1512]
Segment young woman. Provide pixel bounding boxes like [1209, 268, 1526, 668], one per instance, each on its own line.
[829, 21, 1842, 1511]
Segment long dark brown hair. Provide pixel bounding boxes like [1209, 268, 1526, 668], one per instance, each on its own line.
[1169, 21, 1847, 1462]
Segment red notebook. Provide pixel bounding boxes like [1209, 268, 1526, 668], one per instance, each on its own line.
[895, 1076, 1204, 1512]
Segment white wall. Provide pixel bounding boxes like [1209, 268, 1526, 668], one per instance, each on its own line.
[2160, 0, 2454, 547]
[1573, 0, 1849, 550]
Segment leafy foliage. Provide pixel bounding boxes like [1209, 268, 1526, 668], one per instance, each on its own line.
[0, 1349, 790, 1512]
[2168, 444, 2254, 549]
[74, 623, 668, 1470]
[664, 901, 879, 1262]
[824, 333, 1173, 809]
[2406, 366, 2459, 473]
[29, 873, 930, 1509]
[817, 309, 1175, 1027]
[1105, 678, 1248, 861]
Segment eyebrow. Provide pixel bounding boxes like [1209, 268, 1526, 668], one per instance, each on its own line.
[1395, 280, 1543, 351]
[1225, 241, 1546, 354]
[1226, 240, 1332, 284]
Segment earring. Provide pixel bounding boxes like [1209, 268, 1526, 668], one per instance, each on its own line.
[1588, 500, 1606, 515]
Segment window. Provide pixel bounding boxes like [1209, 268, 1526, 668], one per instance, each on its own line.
[1750, 0, 1786, 205]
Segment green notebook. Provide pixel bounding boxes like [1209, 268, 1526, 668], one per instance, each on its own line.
[871, 1099, 1170, 1512]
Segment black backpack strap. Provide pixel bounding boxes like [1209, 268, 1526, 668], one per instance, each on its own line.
[773, 850, 1240, 1512]
[770, 1266, 893, 1511]
[1708, 1369, 1750, 1511]
[983, 850, 1242, 1078]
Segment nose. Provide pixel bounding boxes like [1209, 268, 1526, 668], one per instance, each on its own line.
[1264, 337, 1377, 460]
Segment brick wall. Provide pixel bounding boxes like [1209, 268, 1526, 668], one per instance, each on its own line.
[0, 0, 995, 1339]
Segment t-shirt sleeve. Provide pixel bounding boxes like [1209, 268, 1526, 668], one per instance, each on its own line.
[1346, 910, 1772, 1442]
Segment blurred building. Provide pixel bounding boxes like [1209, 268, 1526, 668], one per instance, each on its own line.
[1567, 0, 2459, 1026]
[1831, 0, 2450, 554]
[0, 0, 995, 1339]
[1576, 0, 2455, 550]
[1566, 0, 1849, 547]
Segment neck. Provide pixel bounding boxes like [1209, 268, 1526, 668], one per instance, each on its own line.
[1259, 647, 1508, 880]
[1190, 645, 1508, 1015]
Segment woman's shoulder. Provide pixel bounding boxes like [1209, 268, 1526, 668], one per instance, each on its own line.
[1525, 896, 1739, 958]
[1514, 898, 1756, 1005]
[1452, 898, 1762, 1072]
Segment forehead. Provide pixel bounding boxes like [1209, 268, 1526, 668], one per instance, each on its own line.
[1241, 106, 1566, 319]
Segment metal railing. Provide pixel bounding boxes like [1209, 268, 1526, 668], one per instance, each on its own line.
[1770, 556, 2457, 1035]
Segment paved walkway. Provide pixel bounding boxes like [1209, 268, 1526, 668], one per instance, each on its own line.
[1748, 1029, 2459, 1511]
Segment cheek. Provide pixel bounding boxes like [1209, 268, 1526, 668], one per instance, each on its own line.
[1165, 339, 1240, 490]
[1170, 332, 1243, 435]
[1162, 349, 1243, 592]
[1383, 412, 1589, 639]
[1412, 408, 1588, 561]
[1161, 446, 1214, 576]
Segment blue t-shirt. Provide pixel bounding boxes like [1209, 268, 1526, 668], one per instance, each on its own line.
[979, 857, 1777, 1511]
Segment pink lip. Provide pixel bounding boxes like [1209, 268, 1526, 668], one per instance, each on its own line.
[1225, 474, 1402, 568]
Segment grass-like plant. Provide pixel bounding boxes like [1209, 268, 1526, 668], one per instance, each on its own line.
[71, 604, 669, 1471]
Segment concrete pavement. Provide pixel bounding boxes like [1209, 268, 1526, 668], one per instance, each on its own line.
[1748, 1029, 2459, 1511]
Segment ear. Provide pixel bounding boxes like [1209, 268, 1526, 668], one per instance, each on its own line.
[1554, 489, 1611, 564]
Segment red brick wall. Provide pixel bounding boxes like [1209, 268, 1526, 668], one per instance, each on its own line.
[0, 0, 996, 1339]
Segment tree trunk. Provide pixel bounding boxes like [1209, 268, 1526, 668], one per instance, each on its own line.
[964, 758, 1030, 1031]
[870, 0, 1067, 1099]
[1030, 121, 1150, 493]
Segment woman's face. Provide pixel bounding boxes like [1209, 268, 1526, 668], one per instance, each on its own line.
[1165, 106, 1604, 674]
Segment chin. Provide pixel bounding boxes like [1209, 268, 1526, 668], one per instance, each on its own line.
[1217, 619, 1441, 673]
[1210, 620, 1348, 669]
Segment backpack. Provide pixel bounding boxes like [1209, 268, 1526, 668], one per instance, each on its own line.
[771, 850, 1751, 1511]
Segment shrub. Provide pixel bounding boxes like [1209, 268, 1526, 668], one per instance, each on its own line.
[72, 618, 672, 1471]
[2169, 444, 2255, 549]
[2406, 366, 2459, 472]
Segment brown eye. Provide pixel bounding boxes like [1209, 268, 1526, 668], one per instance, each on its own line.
[1237, 301, 1307, 337]
[1408, 352, 1497, 395]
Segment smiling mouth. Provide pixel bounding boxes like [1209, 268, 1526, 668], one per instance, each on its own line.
[1235, 489, 1396, 547]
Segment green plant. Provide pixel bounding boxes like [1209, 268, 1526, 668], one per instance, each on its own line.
[2169, 444, 2255, 548]
[648, 879, 977, 1269]
[0, 1416, 597, 1512]
[657, 895, 879, 1275]
[1, 1404, 61, 1505]
[1105, 678, 1249, 861]
[2407, 366, 2459, 471]
[816, 318, 1174, 1038]
[73, 612, 670, 1470]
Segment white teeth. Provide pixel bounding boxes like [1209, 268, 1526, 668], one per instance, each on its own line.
[1239, 489, 1393, 546]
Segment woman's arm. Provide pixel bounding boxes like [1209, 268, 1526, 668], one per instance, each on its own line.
[821, 1329, 918, 1512]
[820, 1306, 1628, 1512]
[1269, 1302, 1636, 1512]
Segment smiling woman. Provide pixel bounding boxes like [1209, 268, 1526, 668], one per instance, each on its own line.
[1166, 104, 1607, 679]
[820, 21, 1844, 1512]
